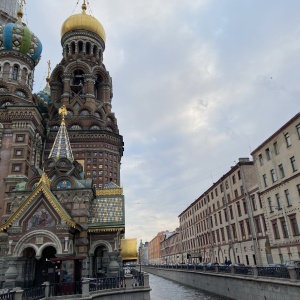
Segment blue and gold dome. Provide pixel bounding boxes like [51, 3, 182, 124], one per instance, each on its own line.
[0, 6, 42, 65]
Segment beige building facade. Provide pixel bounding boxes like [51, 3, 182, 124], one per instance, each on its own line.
[251, 113, 300, 264]
[179, 158, 269, 266]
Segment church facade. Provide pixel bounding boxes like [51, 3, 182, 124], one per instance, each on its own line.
[0, 1, 125, 288]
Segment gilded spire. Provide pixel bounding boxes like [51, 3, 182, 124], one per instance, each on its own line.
[48, 105, 74, 161]
[17, 0, 26, 23]
[46, 60, 51, 88]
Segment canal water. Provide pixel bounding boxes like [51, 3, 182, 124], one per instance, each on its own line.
[149, 273, 227, 300]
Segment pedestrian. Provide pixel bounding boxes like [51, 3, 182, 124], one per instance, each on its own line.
[225, 258, 228, 265]
[227, 259, 232, 266]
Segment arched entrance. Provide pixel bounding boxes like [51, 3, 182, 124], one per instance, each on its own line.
[93, 245, 108, 277]
[34, 246, 57, 286]
[22, 247, 36, 288]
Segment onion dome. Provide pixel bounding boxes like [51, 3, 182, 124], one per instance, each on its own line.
[37, 62, 51, 112]
[61, 2, 106, 42]
[0, 5, 42, 65]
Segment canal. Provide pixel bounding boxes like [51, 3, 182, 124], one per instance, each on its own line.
[149, 273, 228, 300]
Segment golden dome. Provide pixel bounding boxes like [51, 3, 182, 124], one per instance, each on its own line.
[61, 3, 106, 42]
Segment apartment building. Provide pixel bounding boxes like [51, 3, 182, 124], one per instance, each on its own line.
[251, 113, 300, 264]
[179, 158, 268, 265]
[161, 229, 182, 264]
[148, 231, 167, 264]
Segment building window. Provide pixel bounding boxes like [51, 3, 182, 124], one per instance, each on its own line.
[238, 171, 241, 180]
[15, 134, 25, 142]
[276, 193, 282, 210]
[270, 169, 277, 183]
[243, 201, 247, 214]
[263, 174, 268, 188]
[225, 181, 229, 189]
[255, 218, 262, 233]
[296, 124, 300, 139]
[268, 197, 273, 212]
[13, 65, 19, 80]
[232, 175, 236, 184]
[289, 215, 300, 236]
[237, 202, 241, 217]
[6, 203, 12, 213]
[297, 184, 300, 197]
[272, 221, 280, 239]
[246, 219, 251, 235]
[285, 133, 291, 147]
[240, 221, 246, 237]
[265, 148, 271, 160]
[278, 164, 285, 179]
[219, 211, 222, 224]
[229, 206, 234, 220]
[273, 141, 279, 155]
[251, 195, 257, 211]
[259, 154, 264, 166]
[280, 219, 289, 238]
[12, 164, 21, 172]
[215, 188, 218, 197]
[284, 189, 292, 206]
[14, 149, 23, 156]
[291, 156, 297, 172]
[224, 209, 228, 222]
[234, 189, 238, 198]
[220, 183, 223, 193]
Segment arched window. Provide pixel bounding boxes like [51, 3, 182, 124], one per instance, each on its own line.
[80, 109, 90, 116]
[78, 41, 83, 53]
[86, 42, 91, 55]
[90, 125, 100, 130]
[71, 42, 76, 54]
[57, 180, 71, 189]
[13, 65, 19, 80]
[70, 124, 82, 130]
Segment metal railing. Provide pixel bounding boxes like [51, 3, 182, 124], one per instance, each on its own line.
[22, 286, 45, 300]
[48, 282, 82, 296]
[257, 266, 290, 279]
[218, 266, 231, 273]
[234, 266, 253, 275]
[296, 268, 300, 280]
[0, 290, 15, 300]
[133, 272, 144, 287]
[89, 277, 125, 292]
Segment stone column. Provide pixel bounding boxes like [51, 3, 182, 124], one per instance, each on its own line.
[43, 281, 50, 298]
[81, 279, 90, 298]
[143, 272, 150, 288]
[252, 266, 258, 278]
[125, 274, 133, 290]
[13, 287, 23, 300]
[287, 265, 297, 282]
[4, 260, 19, 288]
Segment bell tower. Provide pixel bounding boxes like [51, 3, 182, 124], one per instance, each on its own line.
[46, 2, 123, 188]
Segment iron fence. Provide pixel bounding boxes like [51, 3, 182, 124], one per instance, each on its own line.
[257, 266, 290, 279]
[195, 265, 205, 272]
[89, 277, 125, 292]
[234, 266, 253, 275]
[0, 290, 15, 300]
[218, 266, 231, 273]
[22, 286, 45, 300]
[133, 272, 144, 287]
[48, 281, 82, 296]
[296, 268, 300, 280]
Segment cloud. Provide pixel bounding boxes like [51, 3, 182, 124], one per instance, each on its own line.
[25, 0, 300, 242]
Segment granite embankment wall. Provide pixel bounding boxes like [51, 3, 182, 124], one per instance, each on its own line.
[142, 266, 300, 300]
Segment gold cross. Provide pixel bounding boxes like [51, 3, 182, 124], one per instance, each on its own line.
[59, 105, 67, 124]
[20, 0, 26, 10]
[47, 60, 51, 78]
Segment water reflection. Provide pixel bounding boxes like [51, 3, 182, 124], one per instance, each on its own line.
[149, 273, 227, 300]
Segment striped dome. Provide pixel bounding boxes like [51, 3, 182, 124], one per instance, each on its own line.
[0, 21, 42, 65]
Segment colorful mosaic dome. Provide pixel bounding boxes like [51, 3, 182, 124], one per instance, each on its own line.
[0, 8, 42, 65]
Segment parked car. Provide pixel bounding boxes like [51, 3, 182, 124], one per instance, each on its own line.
[283, 260, 300, 267]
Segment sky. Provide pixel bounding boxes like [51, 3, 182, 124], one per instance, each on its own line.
[21, 0, 300, 243]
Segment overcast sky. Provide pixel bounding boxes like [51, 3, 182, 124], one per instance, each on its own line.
[24, 0, 300, 243]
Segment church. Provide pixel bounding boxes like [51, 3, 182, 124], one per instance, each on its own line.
[0, 0, 130, 288]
